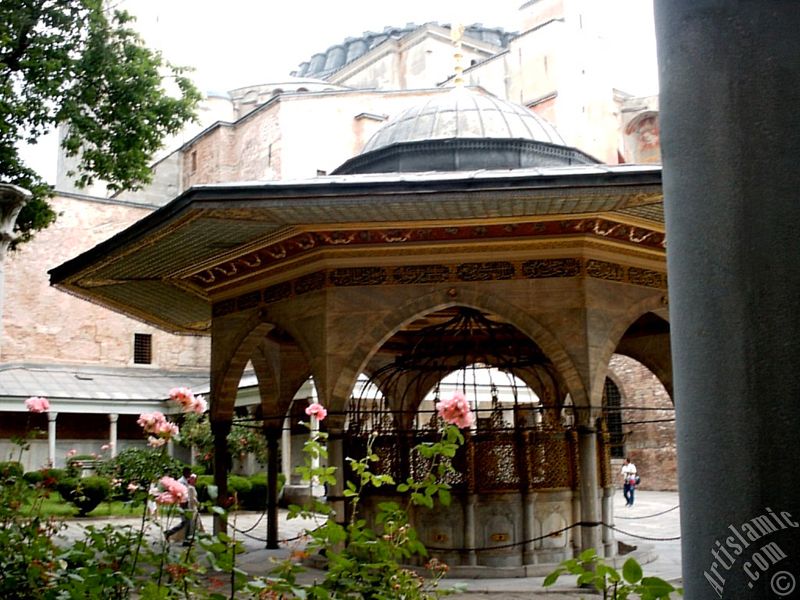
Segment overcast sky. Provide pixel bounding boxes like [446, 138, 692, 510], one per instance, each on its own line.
[21, 0, 657, 183]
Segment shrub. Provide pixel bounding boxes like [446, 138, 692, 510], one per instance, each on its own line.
[0, 461, 23, 480]
[99, 447, 183, 496]
[57, 476, 111, 516]
[195, 474, 215, 504]
[22, 470, 43, 485]
[39, 467, 66, 489]
[240, 472, 286, 510]
[241, 474, 267, 510]
[227, 475, 252, 507]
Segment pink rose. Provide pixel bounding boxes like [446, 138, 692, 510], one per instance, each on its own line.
[169, 386, 195, 409]
[158, 476, 188, 504]
[137, 411, 165, 431]
[305, 402, 327, 421]
[189, 395, 207, 414]
[138, 411, 178, 442]
[25, 396, 50, 413]
[436, 392, 475, 429]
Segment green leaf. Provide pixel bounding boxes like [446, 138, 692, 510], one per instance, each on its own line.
[543, 568, 564, 587]
[622, 557, 643, 584]
[578, 548, 598, 562]
[640, 576, 677, 598]
[597, 563, 621, 582]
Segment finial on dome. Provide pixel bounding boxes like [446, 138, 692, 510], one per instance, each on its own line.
[450, 22, 466, 87]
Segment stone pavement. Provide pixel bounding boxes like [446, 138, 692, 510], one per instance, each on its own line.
[61, 490, 682, 598]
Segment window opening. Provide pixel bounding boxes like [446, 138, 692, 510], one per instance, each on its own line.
[604, 377, 624, 458]
[134, 333, 153, 365]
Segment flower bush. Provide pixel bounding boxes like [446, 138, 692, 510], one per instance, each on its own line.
[250, 393, 473, 599]
[544, 548, 682, 599]
[0, 390, 478, 598]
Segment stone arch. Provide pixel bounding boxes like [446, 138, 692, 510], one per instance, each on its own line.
[210, 306, 318, 411]
[329, 286, 585, 414]
[248, 340, 314, 429]
[589, 292, 671, 409]
[210, 311, 274, 420]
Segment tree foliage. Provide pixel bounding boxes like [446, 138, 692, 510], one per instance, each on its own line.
[0, 0, 200, 246]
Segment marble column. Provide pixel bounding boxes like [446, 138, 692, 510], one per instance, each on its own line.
[47, 412, 58, 467]
[577, 425, 600, 553]
[108, 413, 118, 458]
[281, 416, 292, 482]
[601, 486, 615, 558]
[655, 2, 800, 597]
[326, 415, 346, 524]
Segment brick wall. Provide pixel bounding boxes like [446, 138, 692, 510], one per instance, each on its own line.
[609, 354, 677, 491]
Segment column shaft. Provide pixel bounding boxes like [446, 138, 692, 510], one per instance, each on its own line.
[266, 429, 280, 549]
[47, 412, 58, 467]
[108, 413, 119, 458]
[655, 2, 800, 596]
[577, 426, 600, 552]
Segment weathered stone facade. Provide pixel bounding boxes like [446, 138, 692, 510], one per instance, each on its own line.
[2, 193, 210, 368]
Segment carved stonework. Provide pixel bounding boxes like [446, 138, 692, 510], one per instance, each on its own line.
[392, 265, 451, 284]
[586, 260, 625, 282]
[330, 267, 387, 286]
[522, 258, 581, 278]
[188, 218, 665, 291]
[294, 272, 326, 294]
[263, 281, 292, 303]
[456, 261, 515, 281]
[211, 255, 668, 317]
[628, 267, 667, 288]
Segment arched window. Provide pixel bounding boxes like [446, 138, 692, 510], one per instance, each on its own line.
[603, 377, 625, 458]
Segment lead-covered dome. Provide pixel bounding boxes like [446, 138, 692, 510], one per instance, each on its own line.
[333, 88, 598, 175]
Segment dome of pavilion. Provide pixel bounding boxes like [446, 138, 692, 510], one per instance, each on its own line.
[333, 87, 599, 175]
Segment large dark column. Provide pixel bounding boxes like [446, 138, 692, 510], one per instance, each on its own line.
[655, 2, 800, 598]
[265, 426, 280, 549]
[211, 418, 232, 535]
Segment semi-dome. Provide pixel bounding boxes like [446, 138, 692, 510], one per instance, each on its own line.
[292, 23, 515, 80]
[333, 88, 599, 175]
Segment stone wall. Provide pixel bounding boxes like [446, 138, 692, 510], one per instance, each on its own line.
[609, 354, 677, 490]
[2, 194, 210, 369]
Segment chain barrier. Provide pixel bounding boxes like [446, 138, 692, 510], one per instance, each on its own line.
[616, 503, 680, 520]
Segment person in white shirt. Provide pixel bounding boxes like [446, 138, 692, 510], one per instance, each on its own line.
[621, 457, 637, 507]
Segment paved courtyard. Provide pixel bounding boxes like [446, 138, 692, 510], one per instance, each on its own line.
[60, 490, 681, 598]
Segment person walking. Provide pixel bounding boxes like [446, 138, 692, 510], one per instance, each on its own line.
[621, 457, 637, 507]
[182, 473, 199, 546]
[165, 467, 192, 541]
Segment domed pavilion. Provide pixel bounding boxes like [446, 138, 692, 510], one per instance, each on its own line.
[50, 85, 669, 573]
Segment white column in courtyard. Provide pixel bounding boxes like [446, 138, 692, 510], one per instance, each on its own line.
[108, 413, 119, 458]
[47, 412, 58, 467]
[281, 416, 291, 480]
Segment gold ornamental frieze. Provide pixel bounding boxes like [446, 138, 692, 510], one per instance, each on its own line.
[211, 258, 667, 318]
[190, 217, 665, 291]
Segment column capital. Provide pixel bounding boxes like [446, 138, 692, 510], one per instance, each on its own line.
[108, 413, 119, 423]
[47, 411, 58, 422]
